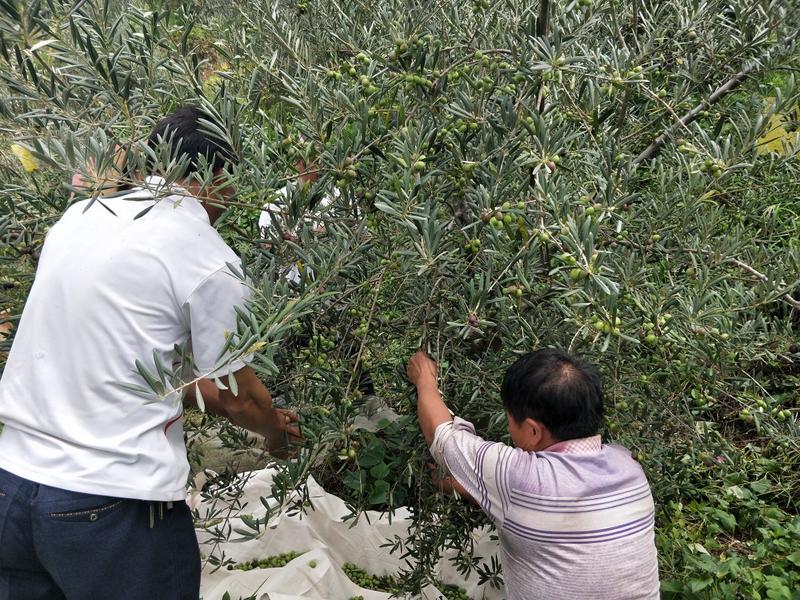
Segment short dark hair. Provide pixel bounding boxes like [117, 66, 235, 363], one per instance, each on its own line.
[501, 349, 603, 441]
[146, 106, 236, 175]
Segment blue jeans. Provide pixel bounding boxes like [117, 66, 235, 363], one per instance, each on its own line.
[0, 467, 200, 600]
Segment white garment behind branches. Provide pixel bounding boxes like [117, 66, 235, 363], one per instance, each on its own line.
[258, 184, 336, 284]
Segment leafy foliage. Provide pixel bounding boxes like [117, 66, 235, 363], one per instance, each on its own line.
[1, 0, 799, 597]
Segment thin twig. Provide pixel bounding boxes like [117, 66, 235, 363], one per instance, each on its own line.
[728, 258, 800, 311]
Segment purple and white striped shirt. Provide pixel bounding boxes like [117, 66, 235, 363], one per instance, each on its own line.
[430, 418, 660, 599]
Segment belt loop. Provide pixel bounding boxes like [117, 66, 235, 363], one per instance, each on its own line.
[148, 503, 155, 529]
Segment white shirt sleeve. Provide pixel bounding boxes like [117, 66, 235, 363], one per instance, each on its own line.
[183, 265, 253, 378]
[319, 190, 336, 209]
[430, 417, 513, 526]
[259, 202, 282, 233]
[260, 187, 291, 235]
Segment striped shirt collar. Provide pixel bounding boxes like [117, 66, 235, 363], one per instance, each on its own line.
[543, 435, 602, 455]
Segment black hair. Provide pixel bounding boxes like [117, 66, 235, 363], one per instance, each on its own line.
[501, 348, 604, 441]
[146, 106, 236, 175]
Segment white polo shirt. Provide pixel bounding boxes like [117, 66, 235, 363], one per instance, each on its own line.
[0, 176, 250, 501]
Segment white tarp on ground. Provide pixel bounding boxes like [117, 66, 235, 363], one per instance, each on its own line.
[195, 467, 504, 600]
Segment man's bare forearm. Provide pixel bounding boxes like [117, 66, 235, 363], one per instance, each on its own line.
[219, 371, 282, 441]
[216, 368, 301, 458]
[407, 351, 453, 445]
[182, 376, 271, 432]
[438, 473, 477, 504]
[416, 378, 453, 446]
[183, 379, 222, 411]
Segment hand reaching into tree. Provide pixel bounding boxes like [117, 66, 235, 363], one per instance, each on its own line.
[406, 350, 437, 387]
[267, 408, 302, 459]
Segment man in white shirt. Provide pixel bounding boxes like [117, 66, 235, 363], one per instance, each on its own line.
[0, 106, 298, 600]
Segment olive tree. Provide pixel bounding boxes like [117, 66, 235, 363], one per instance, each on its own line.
[1, 0, 799, 596]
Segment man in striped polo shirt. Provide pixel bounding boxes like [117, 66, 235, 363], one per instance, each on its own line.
[406, 348, 660, 599]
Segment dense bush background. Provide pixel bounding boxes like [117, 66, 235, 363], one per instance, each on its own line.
[1, 0, 799, 597]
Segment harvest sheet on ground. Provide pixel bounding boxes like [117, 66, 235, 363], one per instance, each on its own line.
[194, 467, 503, 600]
